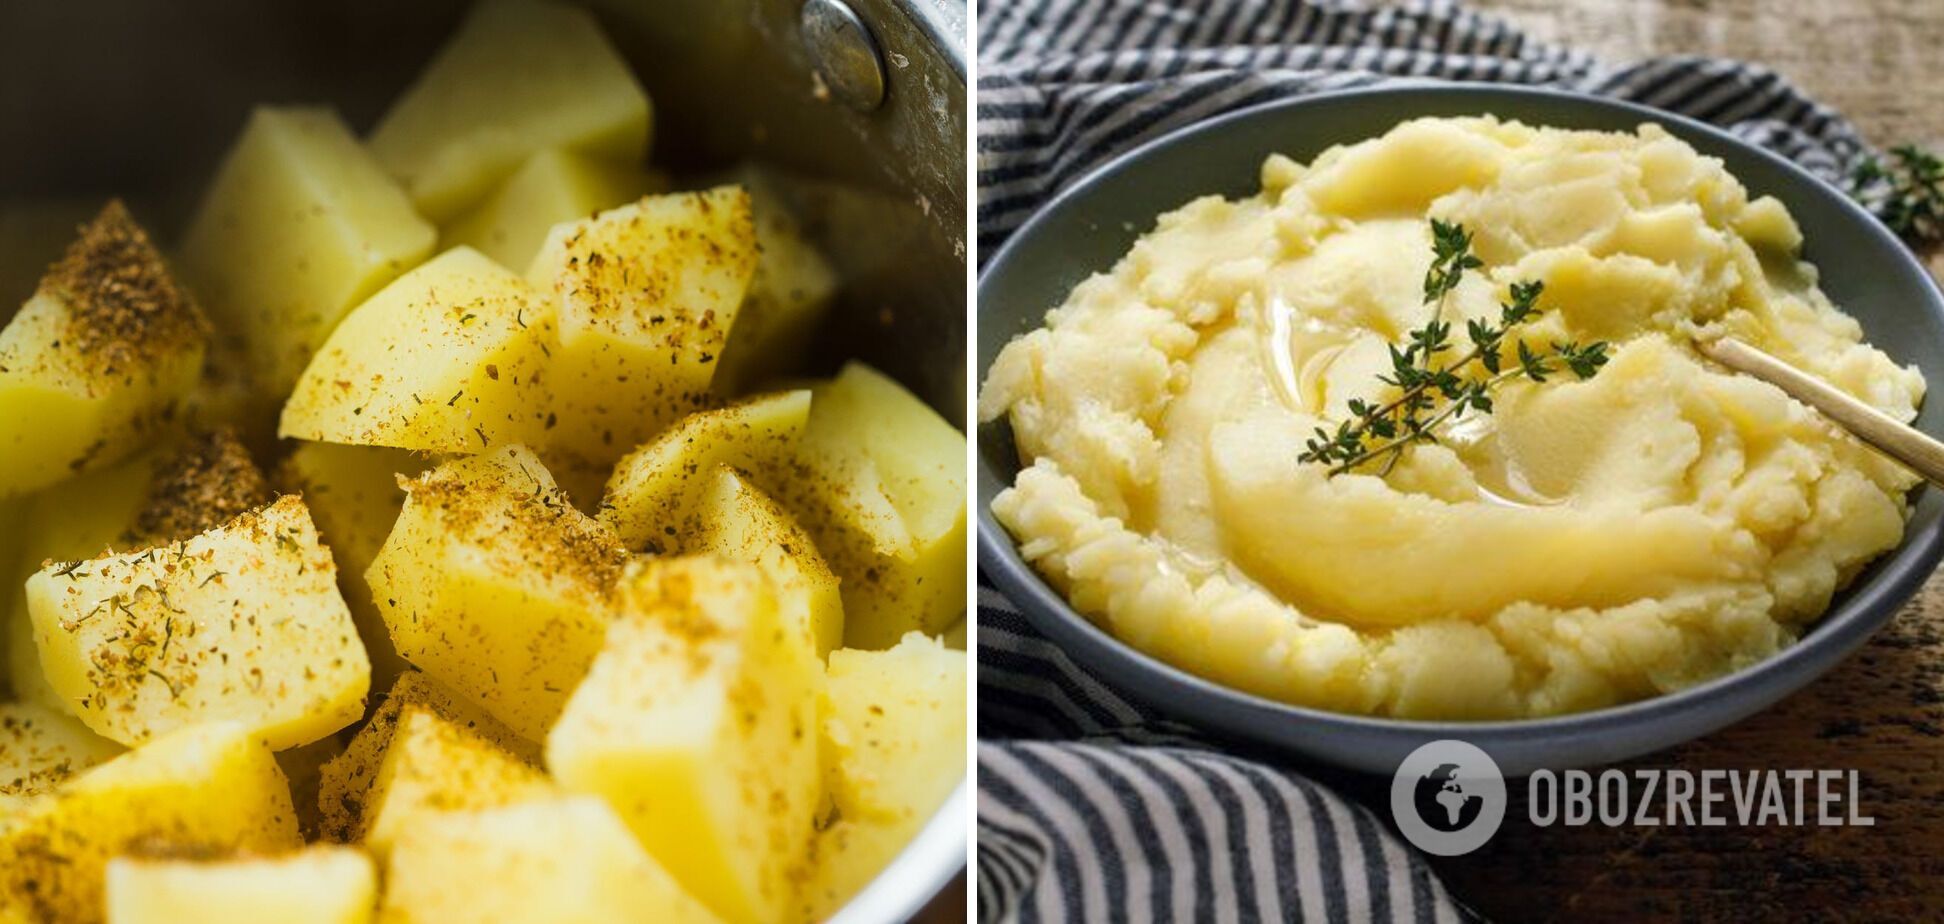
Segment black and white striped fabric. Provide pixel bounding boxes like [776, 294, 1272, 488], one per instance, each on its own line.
[977, 0, 1887, 261]
[976, 2, 1897, 922]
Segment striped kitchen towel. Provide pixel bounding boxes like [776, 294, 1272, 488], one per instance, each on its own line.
[975, 2, 1899, 922]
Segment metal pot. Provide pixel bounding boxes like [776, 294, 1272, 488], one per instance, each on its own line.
[0, 1, 967, 919]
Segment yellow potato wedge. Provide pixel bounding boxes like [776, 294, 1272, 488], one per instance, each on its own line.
[0, 721, 300, 924]
[800, 633, 967, 918]
[280, 246, 555, 453]
[0, 702, 123, 812]
[179, 106, 435, 398]
[0, 202, 207, 499]
[527, 187, 759, 468]
[357, 708, 553, 858]
[369, 0, 652, 221]
[379, 797, 716, 924]
[105, 847, 375, 924]
[315, 670, 537, 843]
[366, 445, 627, 740]
[598, 389, 810, 552]
[782, 363, 967, 648]
[25, 495, 370, 750]
[443, 147, 663, 273]
[690, 466, 844, 658]
[6, 430, 272, 712]
[546, 557, 819, 924]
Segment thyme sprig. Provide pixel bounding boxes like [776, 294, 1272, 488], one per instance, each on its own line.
[1298, 222, 1610, 477]
[1853, 145, 1943, 246]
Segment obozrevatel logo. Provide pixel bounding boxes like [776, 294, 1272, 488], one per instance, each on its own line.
[1390, 740, 1507, 856]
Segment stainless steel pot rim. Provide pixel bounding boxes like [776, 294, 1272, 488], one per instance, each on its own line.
[975, 82, 1944, 770]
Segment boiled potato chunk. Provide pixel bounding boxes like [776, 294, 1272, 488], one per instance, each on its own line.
[25, 495, 370, 750]
[599, 389, 810, 552]
[546, 557, 818, 924]
[527, 187, 759, 468]
[0, 721, 300, 923]
[801, 634, 967, 918]
[5, 452, 157, 709]
[790, 363, 967, 648]
[713, 167, 838, 395]
[179, 106, 436, 398]
[0, 702, 122, 811]
[443, 148, 663, 273]
[6, 430, 272, 711]
[379, 797, 717, 924]
[276, 442, 432, 687]
[0, 201, 207, 499]
[367, 446, 627, 740]
[104, 847, 375, 924]
[316, 670, 537, 842]
[357, 708, 552, 857]
[369, 0, 652, 221]
[820, 634, 966, 823]
[280, 247, 554, 452]
[691, 466, 843, 658]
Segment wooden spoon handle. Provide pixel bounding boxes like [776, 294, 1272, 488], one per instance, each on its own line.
[1697, 335, 1944, 488]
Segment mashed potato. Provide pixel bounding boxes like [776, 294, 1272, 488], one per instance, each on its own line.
[979, 116, 1925, 720]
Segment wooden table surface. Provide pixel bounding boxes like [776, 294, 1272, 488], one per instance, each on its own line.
[1425, 2, 1944, 920]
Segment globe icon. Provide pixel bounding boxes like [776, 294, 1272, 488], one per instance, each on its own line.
[1412, 762, 1484, 833]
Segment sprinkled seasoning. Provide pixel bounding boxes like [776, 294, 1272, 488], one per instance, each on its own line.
[26, 495, 368, 751]
[127, 428, 273, 546]
[30, 200, 209, 379]
[403, 450, 628, 596]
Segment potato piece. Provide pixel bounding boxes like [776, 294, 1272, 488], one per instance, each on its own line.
[105, 847, 375, 924]
[819, 634, 966, 823]
[179, 106, 436, 398]
[691, 466, 843, 658]
[279, 247, 554, 452]
[0, 721, 300, 924]
[369, 0, 652, 221]
[800, 634, 967, 918]
[443, 148, 663, 272]
[713, 167, 838, 394]
[25, 496, 370, 750]
[598, 389, 810, 551]
[379, 797, 716, 924]
[275, 443, 432, 688]
[546, 557, 819, 924]
[356, 708, 552, 858]
[0, 702, 123, 811]
[6, 429, 272, 711]
[316, 670, 536, 842]
[785, 363, 967, 648]
[367, 446, 626, 740]
[5, 454, 155, 709]
[0, 201, 207, 499]
[527, 187, 759, 468]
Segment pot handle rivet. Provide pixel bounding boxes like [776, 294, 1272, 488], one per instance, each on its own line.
[801, 0, 886, 113]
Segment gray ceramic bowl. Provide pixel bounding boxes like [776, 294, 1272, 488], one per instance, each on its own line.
[976, 84, 1944, 778]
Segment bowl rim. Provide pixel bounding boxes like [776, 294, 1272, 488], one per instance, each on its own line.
[975, 81, 1944, 762]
